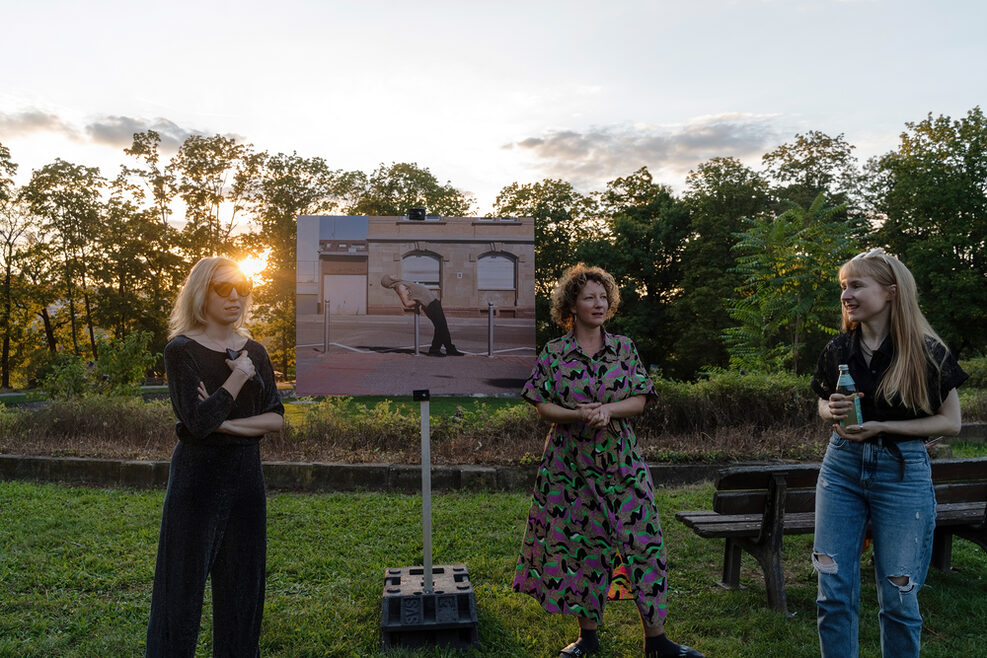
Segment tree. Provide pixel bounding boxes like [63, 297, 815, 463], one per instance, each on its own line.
[492, 179, 597, 345]
[726, 193, 858, 374]
[0, 197, 32, 389]
[91, 172, 183, 353]
[344, 162, 475, 217]
[168, 134, 259, 259]
[581, 167, 690, 371]
[123, 130, 176, 227]
[0, 144, 25, 387]
[762, 130, 863, 210]
[21, 159, 105, 358]
[670, 157, 772, 378]
[870, 107, 987, 357]
[244, 151, 350, 377]
[0, 142, 16, 203]
[15, 230, 68, 354]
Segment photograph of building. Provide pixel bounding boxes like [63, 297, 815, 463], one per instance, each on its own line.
[295, 214, 536, 396]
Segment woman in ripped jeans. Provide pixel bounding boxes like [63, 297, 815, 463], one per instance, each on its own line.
[810, 248, 967, 657]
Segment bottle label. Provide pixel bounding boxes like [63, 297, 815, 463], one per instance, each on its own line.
[844, 394, 862, 427]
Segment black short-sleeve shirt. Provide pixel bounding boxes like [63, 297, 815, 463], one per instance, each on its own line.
[811, 328, 968, 440]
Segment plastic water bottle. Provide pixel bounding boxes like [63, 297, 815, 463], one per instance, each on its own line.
[836, 364, 863, 427]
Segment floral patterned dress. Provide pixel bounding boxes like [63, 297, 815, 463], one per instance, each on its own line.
[512, 331, 667, 625]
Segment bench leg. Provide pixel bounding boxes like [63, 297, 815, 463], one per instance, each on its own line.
[719, 538, 742, 589]
[753, 547, 790, 617]
[737, 540, 790, 616]
[931, 528, 953, 571]
[952, 526, 987, 559]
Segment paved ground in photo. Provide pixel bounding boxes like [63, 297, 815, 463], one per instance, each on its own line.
[295, 313, 537, 396]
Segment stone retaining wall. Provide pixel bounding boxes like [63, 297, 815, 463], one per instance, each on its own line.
[0, 454, 725, 492]
[2, 424, 981, 492]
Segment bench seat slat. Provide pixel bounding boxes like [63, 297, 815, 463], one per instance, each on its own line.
[675, 512, 816, 538]
[713, 457, 987, 492]
[712, 482, 987, 515]
[675, 503, 985, 538]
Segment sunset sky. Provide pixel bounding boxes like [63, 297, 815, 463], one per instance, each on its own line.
[2, 0, 984, 214]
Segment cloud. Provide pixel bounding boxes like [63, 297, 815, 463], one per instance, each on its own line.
[84, 116, 200, 151]
[0, 109, 233, 153]
[0, 110, 79, 139]
[505, 113, 785, 188]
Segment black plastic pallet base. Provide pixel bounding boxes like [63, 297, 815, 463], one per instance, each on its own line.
[381, 564, 478, 649]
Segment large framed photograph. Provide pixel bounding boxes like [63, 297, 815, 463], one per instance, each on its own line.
[295, 214, 536, 396]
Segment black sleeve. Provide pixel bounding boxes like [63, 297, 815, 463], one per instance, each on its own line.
[810, 337, 841, 400]
[927, 338, 969, 406]
[164, 339, 235, 441]
[253, 342, 285, 417]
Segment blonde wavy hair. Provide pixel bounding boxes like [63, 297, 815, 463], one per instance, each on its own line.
[168, 257, 252, 339]
[839, 248, 943, 413]
[550, 263, 620, 330]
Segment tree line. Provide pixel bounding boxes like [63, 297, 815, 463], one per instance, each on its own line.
[0, 107, 984, 389]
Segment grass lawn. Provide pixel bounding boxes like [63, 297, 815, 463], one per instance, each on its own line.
[1, 482, 985, 657]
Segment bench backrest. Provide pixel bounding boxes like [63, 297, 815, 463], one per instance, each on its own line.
[712, 457, 987, 516]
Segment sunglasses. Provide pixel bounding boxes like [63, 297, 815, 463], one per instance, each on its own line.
[210, 279, 252, 297]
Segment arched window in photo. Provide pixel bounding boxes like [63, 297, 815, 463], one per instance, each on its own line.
[402, 252, 441, 291]
[477, 252, 516, 291]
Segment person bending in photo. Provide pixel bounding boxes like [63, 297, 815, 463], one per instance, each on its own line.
[380, 273, 464, 356]
[146, 256, 284, 658]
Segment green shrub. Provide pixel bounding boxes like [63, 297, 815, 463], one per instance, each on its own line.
[294, 396, 417, 452]
[0, 402, 12, 436]
[643, 369, 816, 434]
[37, 333, 157, 399]
[960, 357, 987, 388]
[94, 331, 157, 395]
[289, 396, 545, 463]
[432, 401, 543, 444]
[9, 396, 173, 442]
[959, 388, 987, 422]
[41, 353, 91, 400]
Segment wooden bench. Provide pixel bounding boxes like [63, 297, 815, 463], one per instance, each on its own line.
[674, 457, 987, 616]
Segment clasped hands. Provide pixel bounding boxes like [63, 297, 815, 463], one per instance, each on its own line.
[827, 392, 881, 441]
[576, 402, 611, 429]
[196, 350, 256, 401]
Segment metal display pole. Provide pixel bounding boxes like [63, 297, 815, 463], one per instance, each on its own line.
[415, 389, 433, 593]
[380, 387, 478, 649]
[487, 302, 495, 357]
[323, 297, 330, 353]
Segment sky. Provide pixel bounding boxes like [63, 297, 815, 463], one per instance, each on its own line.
[2, 0, 985, 215]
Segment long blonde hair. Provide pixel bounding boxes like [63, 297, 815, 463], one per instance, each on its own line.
[168, 257, 252, 339]
[839, 249, 942, 413]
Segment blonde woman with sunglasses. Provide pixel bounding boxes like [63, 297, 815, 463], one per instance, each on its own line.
[146, 257, 284, 657]
[810, 248, 967, 657]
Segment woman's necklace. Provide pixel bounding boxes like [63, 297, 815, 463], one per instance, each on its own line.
[859, 334, 885, 366]
[190, 331, 241, 352]
[860, 335, 884, 355]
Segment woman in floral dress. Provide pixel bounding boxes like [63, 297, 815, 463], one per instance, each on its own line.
[513, 264, 703, 658]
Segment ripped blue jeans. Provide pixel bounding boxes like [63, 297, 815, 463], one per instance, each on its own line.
[813, 435, 936, 658]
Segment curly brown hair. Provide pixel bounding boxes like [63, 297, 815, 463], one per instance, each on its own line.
[550, 263, 620, 330]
